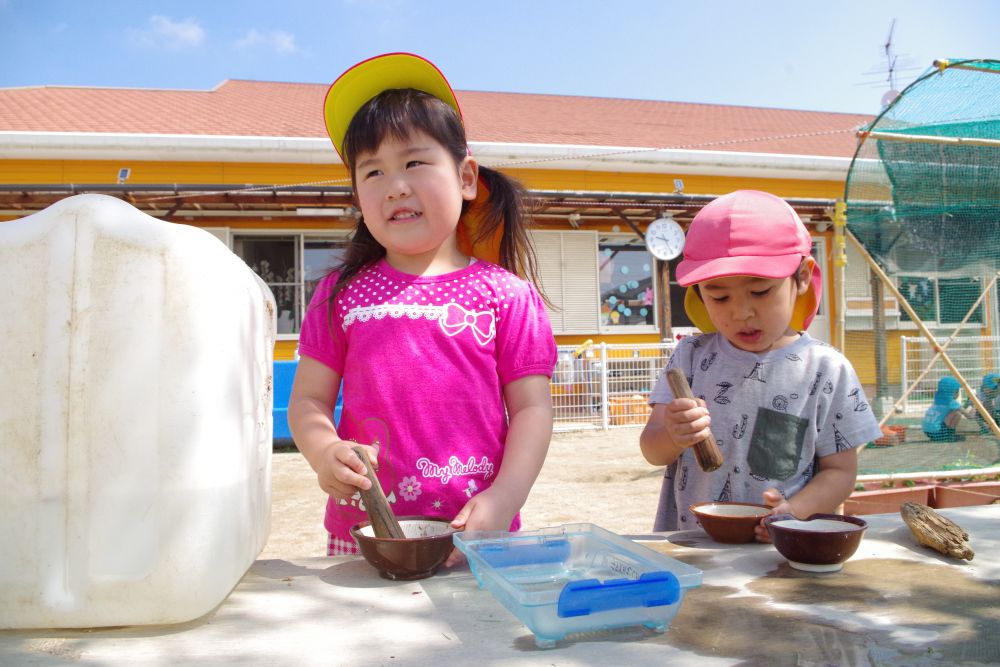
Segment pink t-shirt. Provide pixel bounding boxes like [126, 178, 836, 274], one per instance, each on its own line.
[298, 258, 556, 552]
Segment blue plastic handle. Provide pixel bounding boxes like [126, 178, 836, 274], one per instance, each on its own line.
[557, 571, 680, 618]
[477, 538, 571, 568]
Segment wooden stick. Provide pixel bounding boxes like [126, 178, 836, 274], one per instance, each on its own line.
[666, 368, 724, 472]
[352, 446, 405, 539]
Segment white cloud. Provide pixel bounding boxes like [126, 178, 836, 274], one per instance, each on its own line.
[127, 15, 205, 49]
[234, 29, 299, 55]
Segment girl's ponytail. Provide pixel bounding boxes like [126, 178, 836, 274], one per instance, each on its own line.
[475, 166, 549, 305]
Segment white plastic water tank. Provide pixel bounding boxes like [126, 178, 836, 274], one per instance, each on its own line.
[0, 194, 275, 628]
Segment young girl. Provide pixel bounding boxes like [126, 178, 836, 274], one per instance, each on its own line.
[289, 53, 556, 561]
[640, 190, 881, 541]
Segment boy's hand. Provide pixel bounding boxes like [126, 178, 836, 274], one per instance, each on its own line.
[756, 487, 792, 543]
[664, 397, 712, 449]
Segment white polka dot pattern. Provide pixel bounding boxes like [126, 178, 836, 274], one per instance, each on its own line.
[337, 260, 528, 346]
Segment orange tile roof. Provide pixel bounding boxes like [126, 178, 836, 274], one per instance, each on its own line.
[0, 79, 871, 157]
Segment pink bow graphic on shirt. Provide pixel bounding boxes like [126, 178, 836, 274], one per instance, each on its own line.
[439, 303, 495, 346]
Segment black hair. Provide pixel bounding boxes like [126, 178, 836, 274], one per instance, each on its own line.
[327, 88, 545, 305]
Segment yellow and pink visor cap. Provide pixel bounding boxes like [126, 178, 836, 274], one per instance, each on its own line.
[677, 189, 822, 333]
[323, 52, 462, 163]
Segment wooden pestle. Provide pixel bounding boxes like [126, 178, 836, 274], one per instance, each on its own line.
[666, 368, 725, 472]
[352, 446, 405, 539]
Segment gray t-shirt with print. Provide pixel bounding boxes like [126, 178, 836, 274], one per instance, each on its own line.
[648, 332, 882, 532]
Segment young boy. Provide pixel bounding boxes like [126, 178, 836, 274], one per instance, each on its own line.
[640, 190, 882, 541]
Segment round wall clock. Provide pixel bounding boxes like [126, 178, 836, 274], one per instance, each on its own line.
[645, 217, 685, 260]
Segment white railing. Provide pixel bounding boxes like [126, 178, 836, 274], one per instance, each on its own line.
[550, 341, 677, 431]
[899, 335, 1000, 414]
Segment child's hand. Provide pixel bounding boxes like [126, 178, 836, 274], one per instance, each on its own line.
[664, 397, 712, 449]
[756, 487, 792, 542]
[313, 440, 378, 501]
[444, 488, 520, 567]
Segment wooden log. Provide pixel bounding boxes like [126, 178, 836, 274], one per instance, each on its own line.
[900, 501, 974, 561]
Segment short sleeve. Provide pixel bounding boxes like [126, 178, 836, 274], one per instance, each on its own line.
[814, 354, 882, 456]
[296, 273, 346, 374]
[494, 281, 556, 385]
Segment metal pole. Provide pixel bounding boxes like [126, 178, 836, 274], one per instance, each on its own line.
[599, 343, 610, 430]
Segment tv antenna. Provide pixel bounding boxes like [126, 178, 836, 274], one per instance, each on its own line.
[880, 19, 901, 107]
[854, 18, 922, 107]
[884, 20, 899, 90]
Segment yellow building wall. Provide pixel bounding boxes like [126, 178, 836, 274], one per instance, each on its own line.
[2, 157, 846, 357]
[274, 340, 299, 361]
[0, 159, 350, 186]
[1, 158, 843, 200]
[845, 330, 904, 386]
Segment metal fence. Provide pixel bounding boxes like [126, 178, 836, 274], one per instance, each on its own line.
[899, 335, 1000, 414]
[550, 341, 677, 431]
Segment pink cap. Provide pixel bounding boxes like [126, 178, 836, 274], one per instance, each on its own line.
[676, 190, 812, 286]
[677, 190, 822, 332]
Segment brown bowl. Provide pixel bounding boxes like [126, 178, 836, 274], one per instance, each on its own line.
[350, 516, 456, 580]
[689, 502, 771, 543]
[764, 513, 868, 572]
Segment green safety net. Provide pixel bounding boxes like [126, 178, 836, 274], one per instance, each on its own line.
[844, 59, 1000, 476]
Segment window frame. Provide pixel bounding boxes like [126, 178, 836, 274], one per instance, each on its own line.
[897, 273, 987, 330]
[230, 230, 350, 341]
[532, 230, 661, 336]
[596, 233, 660, 334]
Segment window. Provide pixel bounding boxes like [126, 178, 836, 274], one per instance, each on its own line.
[235, 236, 298, 333]
[598, 239, 656, 328]
[533, 231, 600, 334]
[532, 231, 660, 335]
[667, 255, 694, 329]
[233, 234, 346, 336]
[304, 240, 346, 311]
[899, 276, 938, 323]
[900, 275, 985, 325]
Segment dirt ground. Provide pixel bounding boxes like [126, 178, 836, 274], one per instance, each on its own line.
[261, 426, 661, 558]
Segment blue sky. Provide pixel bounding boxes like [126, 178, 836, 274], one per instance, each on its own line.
[1, 0, 996, 114]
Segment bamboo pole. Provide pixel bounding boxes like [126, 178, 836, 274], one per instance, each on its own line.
[858, 131, 1000, 148]
[833, 200, 847, 352]
[846, 231, 1000, 439]
[933, 59, 1000, 75]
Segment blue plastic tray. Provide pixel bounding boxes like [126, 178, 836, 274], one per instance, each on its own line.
[453, 523, 702, 647]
